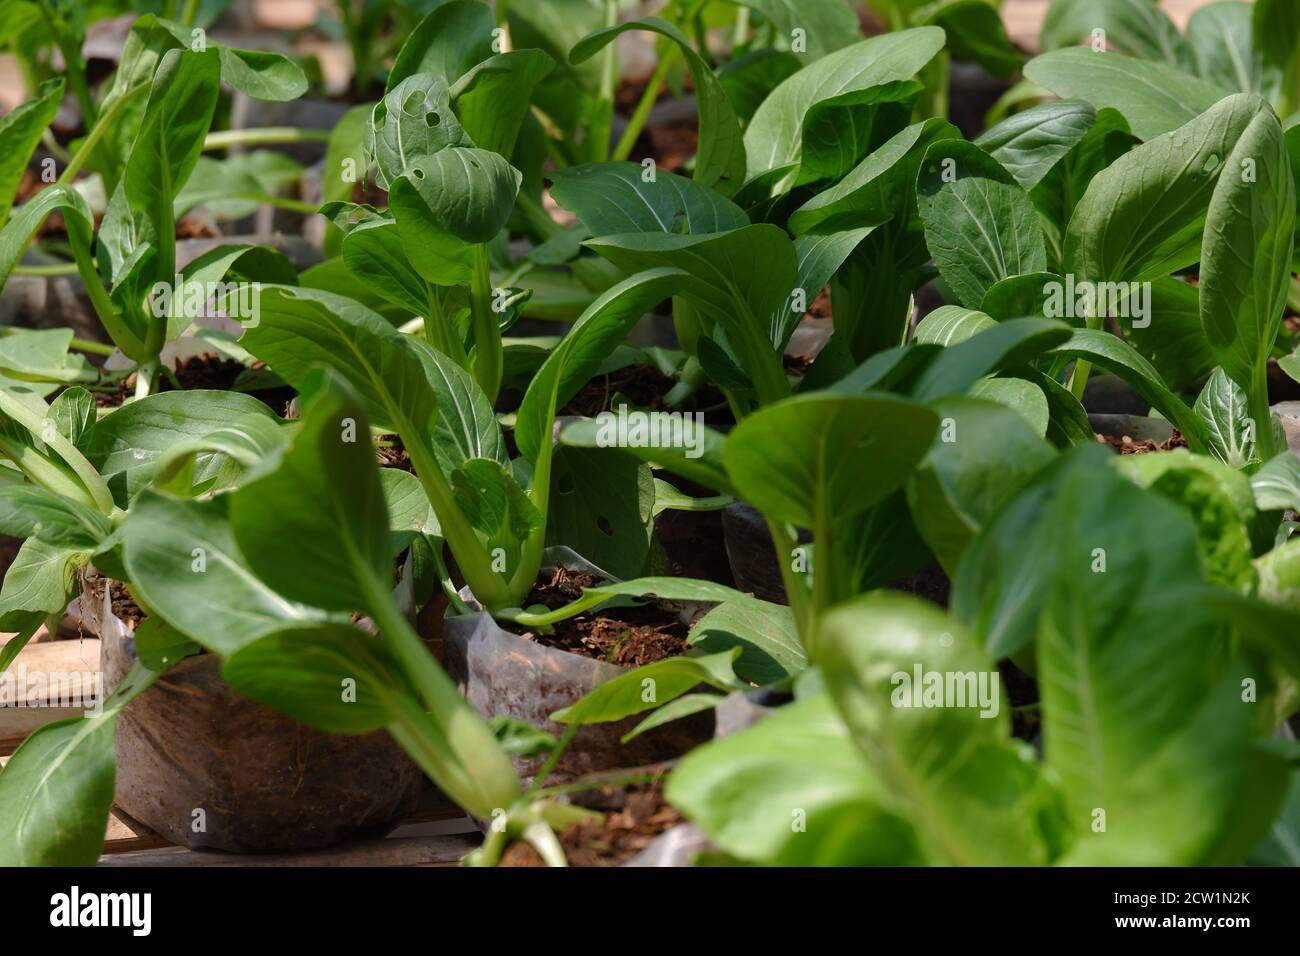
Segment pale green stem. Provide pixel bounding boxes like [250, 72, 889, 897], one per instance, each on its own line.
[203, 127, 332, 151]
[612, 48, 677, 161]
[59, 80, 151, 183]
[469, 243, 503, 402]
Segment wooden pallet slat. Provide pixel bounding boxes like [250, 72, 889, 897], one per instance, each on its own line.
[0, 638, 101, 755]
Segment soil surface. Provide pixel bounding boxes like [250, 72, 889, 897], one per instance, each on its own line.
[109, 579, 145, 629]
[375, 434, 413, 472]
[17, 169, 216, 240]
[518, 568, 690, 666]
[558, 362, 725, 418]
[1094, 429, 1188, 455]
[616, 76, 699, 176]
[94, 355, 296, 414]
[499, 776, 683, 867]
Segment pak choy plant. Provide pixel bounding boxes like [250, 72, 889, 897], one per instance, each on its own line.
[238, 241, 709, 613]
[0, 373, 602, 866]
[0, 373, 298, 674]
[1033, 0, 1300, 118]
[904, 88, 1295, 472]
[556, 27, 967, 414]
[0, 24, 311, 397]
[662, 445, 1300, 866]
[319, 1, 571, 402]
[538, 308, 1079, 739]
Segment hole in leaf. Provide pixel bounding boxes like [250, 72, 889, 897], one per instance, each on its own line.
[412, 167, 425, 180]
[596, 515, 613, 536]
[1202, 154, 1220, 175]
[373, 102, 388, 128]
[402, 91, 424, 115]
[425, 111, 440, 128]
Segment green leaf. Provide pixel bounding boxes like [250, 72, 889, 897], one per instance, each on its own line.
[332, 212, 435, 313]
[0, 537, 86, 630]
[83, 390, 285, 499]
[1039, 0, 1188, 66]
[917, 139, 1047, 309]
[549, 162, 748, 235]
[489, 715, 558, 758]
[968, 377, 1050, 435]
[571, 17, 747, 195]
[975, 98, 1096, 192]
[744, 28, 945, 185]
[228, 378, 390, 613]
[1253, 453, 1300, 512]
[717, 49, 802, 121]
[1024, 47, 1228, 141]
[917, 0, 1022, 76]
[621, 693, 724, 744]
[1249, 769, 1300, 866]
[175, 152, 305, 222]
[790, 117, 960, 234]
[130, 616, 199, 672]
[1035, 466, 1269, 864]
[0, 329, 91, 384]
[1048, 329, 1205, 447]
[0, 77, 62, 226]
[414, 339, 510, 472]
[1258, 538, 1300, 613]
[221, 622, 408, 734]
[1199, 106, 1295, 396]
[387, 0, 497, 90]
[731, 0, 861, 60]
[1116, 449, 1258, 591]
[122, 491, 326, 656]
[242, 286, 438, 440]
[913, 305, 996, 346]
[907, 397, 1056, 575]
[390, 146, 521, 245]
[1125, 276, 1215, 391]
[667, 694, 914, 864]
[98, 48, 221, 300]
[584, 227, 795, 403]
[1186, 1, 1269, 96]
[951, 450, 1076, 657]
[1064, 93, 1265, 285]
[906, 318, 1072, 400]
[1253, 0, 1300, 72]
[0, 663, 157, 866]
[217, 46, 308, 101]
[369, 74, 471, 190]
[0, 485, 111, 550]
[453, 50, 556, 155]
[0, 184, 94, 295]
[724, 392, 939, 529]
[551, 648, 745, 725]
[688, 595, 806, 685]
[39, 384, 94, 438]
[451, 456, 540, 549]
[150, 408, 289, 496]
[1194, 368, 1262, 469]
[516, 268, 685, 463]
[558, 416, 734, 496]
[547, 443, 654, 579]
[820, 591, 1057, 865]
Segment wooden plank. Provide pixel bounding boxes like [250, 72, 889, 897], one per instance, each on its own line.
[98, 832, 482, 867]
[0, 639, 101, 755]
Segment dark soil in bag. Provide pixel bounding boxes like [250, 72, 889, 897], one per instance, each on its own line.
[499, 773, 683, 867]
[97, 586, 425, 853]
